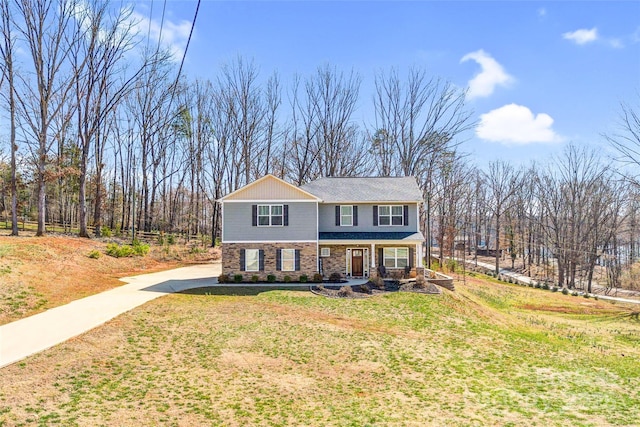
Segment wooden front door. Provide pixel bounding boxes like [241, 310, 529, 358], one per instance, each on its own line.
[351, 249, 363, 277]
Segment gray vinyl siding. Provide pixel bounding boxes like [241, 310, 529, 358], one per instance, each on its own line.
[318, 203, 418, 233]
[223, 201, 318, 241]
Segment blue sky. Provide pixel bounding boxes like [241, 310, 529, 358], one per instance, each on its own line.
[132, 0, 640, 168]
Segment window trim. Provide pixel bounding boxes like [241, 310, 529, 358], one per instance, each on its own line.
[281, 248, 296, 272]
[320, 247, 331, 257]
[383, 247, 409, 269]
[257, 204, 284, 227]
[340, 205, 353, 227]
[245, 249, 260, 272]
[378, 205, 404, 227]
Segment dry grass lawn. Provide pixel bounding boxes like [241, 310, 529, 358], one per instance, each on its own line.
[1, 273, 638, 426]
[0, 232, 219, 325]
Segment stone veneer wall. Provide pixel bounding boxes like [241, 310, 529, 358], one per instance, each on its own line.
[222, 242, 317, 281]
[319, 244, 373, 279]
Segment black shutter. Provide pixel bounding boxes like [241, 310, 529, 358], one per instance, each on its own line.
[378, 248, 383, 267]
[259, 250, 264, 271]
[252, 205, 257, 226]
[409, 247, 414, 268]
[239, 249, 246, 271]
[283, 205, 289, 226]
[373, 205, 378, 226]
[353, 206, 358, 226]
[403, 205, 409, 226]
[335, 206, 340, 226]
[295, 249, 301, 271]
[276, 249, 281, 271]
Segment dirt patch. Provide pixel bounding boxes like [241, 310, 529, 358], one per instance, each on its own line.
[0, 231, 220, 324]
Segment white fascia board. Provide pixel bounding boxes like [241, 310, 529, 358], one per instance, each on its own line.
[222, 199, 319, 203]
[318, 239, 423, 245]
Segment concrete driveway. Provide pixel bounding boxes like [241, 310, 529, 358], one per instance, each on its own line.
[0, 263, 221, 369]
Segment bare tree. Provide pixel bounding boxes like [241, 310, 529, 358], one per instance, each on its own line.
[606, 96, 640, 186]
[13, 0, 79, 236]
[483, 160, 521, 275]
[0, 0, 18, 235]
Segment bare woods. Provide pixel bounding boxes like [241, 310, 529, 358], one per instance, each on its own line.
[0, 0, 638, 290]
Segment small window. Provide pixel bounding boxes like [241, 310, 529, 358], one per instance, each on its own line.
[340, 205, 353, 226]
[281, 248, 295, 271]
[383, 247, 409, 269]
[245, 249, 260, 272]
[320, 247, 330, 257]
[379, 205, 403, 226]
[258, 204, 283, 227]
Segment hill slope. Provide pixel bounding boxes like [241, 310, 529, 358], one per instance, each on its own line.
[1, 274, 638, 426]
[0, 233, 217, 325]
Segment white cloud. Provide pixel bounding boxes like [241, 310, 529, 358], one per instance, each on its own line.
[460, 50, 514, 100]
[538, 8, 546, 17]
[562, 27, 598, 45]
[130, 10, 191, 60]
[476, 104, 563, 145]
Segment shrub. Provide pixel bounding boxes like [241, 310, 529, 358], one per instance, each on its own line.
[189, 246, 205, 254]
[100, 226, 112, 237]
[535, 283, 541, 289]
[233, 274, 243, 283]
[283, 275, 291, 283]
[329, 272, 342, 282]
[267, 274, 276, 283]
[359, 284, 372, 294]
[167, 234, 176, 245]
[106, 243, 134, 258]
[370, 276, 385, 290]
[583, 293, 590, 299]
[251, 275, 259, 283]
[551, 286, 558, 292]
[312, 273, 324, 283]
[562, 287, 569, 295]
[337, 286, 354, 297]
[572, 291, 579, 297]
[218, 274, 229, 284]
[87, 250, 101, 259]
[132, 241, 150, 256]
[542, 283, 550, 290]
[299, 275, 308, 283]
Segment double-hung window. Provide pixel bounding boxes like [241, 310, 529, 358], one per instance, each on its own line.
[340, 205, 353, 226]
[245, 249, 260, 272]
[258, 204, 283, 226]
[379, 205, 403, 226]
[383, 247, 409, 268]
[281, 249, 295, 271]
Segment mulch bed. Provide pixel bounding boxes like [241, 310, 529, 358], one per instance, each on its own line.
[311, 280, 441, 299]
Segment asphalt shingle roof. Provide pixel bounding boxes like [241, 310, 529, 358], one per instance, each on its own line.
[300, 176, 423, 202]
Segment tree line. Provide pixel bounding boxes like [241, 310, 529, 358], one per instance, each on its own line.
[0, 0, 638, 291]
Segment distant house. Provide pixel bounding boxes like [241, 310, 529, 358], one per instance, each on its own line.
[219, 174, 425, 281]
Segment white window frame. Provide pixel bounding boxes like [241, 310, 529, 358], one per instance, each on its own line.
[340, 205, 353, 226]
[281, 248, 295, 272]
[320, 247, 331, 257]
[257, 204, 283, 227]
[383, 247, 409, 269]
[245, 249, 260, 272]
[378, 205, 403, 226]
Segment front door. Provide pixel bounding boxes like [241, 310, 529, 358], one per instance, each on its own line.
[352, 249, 363, 277]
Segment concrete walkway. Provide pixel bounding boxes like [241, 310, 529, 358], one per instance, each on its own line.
[465, 259, 640, 306]
[0, 263, 221, 369]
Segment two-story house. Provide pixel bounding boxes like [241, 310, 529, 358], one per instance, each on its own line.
[219, 174, 425, 281]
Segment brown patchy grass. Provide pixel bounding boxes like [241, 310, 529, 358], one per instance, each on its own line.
[0, 232, 219, 325]
[1, 277, 639, 426]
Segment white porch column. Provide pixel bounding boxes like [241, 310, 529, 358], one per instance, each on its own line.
[371, 243, 376, 274]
